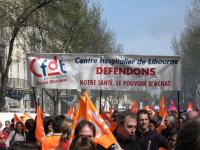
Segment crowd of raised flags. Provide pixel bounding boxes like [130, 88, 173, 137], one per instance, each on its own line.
[0, 91, 195, 150]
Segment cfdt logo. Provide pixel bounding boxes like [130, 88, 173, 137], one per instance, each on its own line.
[30, 56, 67, 77]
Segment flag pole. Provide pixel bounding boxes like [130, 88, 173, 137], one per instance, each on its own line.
[42, 88, 44, 110]
[177, 91, 180, 127]
[99, 89, 102, 113]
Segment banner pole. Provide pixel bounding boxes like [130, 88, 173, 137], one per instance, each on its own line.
[32, 87, 37, 113]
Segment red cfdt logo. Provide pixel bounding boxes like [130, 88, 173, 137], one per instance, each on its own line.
[30, 56, 67, 77]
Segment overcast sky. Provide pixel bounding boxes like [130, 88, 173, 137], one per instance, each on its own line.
[91, 0, 193, 56]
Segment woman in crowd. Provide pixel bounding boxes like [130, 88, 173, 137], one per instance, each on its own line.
[44, 117, 54, 136]
[5, 121, 26, 148]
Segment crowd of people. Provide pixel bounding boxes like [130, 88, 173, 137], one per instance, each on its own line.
[0, 108, 200, 150]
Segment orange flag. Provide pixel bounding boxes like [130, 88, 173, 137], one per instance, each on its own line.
[187, 101, 193, 112]
[131, 100, 138, 114]
[14, 113, 21, 126]
[159, 96, 167, 117]
[71, 92, 117, 149]
[35, 106, 45, 144]
[100, 112, 117, 132]
[21, 112, 33, 125]
[66, 105, 74, 120]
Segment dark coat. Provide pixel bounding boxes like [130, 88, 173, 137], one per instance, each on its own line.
[113, 131, 146, 150]
[143, 130, 169, 150]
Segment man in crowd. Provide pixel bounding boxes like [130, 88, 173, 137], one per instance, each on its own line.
[114, 110, 146, 150]
[161, 115, 176, 139]
[186, 110, 199, 121]
[2, 121, 11, 135]
[137, 110, 168, 150]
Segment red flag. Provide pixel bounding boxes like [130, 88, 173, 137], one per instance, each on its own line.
[144, 106, 156, 116]
[159, 96, 167, 117]
[66, 105, 74, 120]
[131, 100, 138, 114]
[70, 92, 117, 149]
[21, 112, 33, 125]
[35, 106, 45, 144]
[187, 101, 193, 112]
[100, 112, 117, 132]
[14, 113, 21, 126]
[109, 106, 113, 116]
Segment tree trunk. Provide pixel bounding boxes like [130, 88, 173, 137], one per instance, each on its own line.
[0, 75, 8, 111]
[0, 0, 54, 112]
[53, 89, 61, 115]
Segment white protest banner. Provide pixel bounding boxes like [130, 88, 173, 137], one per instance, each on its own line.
[26, 53, 181, 91]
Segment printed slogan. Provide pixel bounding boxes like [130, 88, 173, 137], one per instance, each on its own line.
[27, 54, 181, 91]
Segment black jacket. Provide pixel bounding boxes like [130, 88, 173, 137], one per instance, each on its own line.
[113, 131, 146, 150]
[143, 130, 169, 150]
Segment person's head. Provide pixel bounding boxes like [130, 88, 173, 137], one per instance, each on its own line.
[0, 121, 2, 129]
[186, 110, 199, 121]
[137, 110, 150, 132]
[116, 110, 137, 139]
[60, 119, 73, 142]
[15, 121, 24, 133]
[74, 120, 96, 140]
[11, 118, 14, 125]
[25, 119, 36, 133]
[111, 110, 119, 122]
[147, 109, 155, 120]
[168, 127, 178, 150]
[175, 116, 200, 150]
[47, 120, 53, 133]
[61, 118, 72, 133]
[69, 136, 96, 150]
[44, 117, 54, 134]
[164, 115, 175, 127]
[5, 120, 11, 128]
[53, 115, 66, 133]
[149, 120, 156, 131]
[151, 115, 162, 128]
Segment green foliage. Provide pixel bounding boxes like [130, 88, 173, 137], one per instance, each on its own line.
[172, 0, 200, 104]
[0, 0, 122, 54]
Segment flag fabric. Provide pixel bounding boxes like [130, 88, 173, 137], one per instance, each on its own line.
[144, 97, 150, 101]
[169, 100, 177, 112]
[144, 106, 156, 116]
[187, 101, 193, 112]
[21, 112, 33, 125]
[131, 100, 138, 114]
[14, 113, 21, 126]
[35, 106, 45, 144]
[100, 112, 117, 132]
[159, 96, 168, 117]
[71, 92, 117, 149]
[66, 105, 74, 120]
[109, 106, 113, 116]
